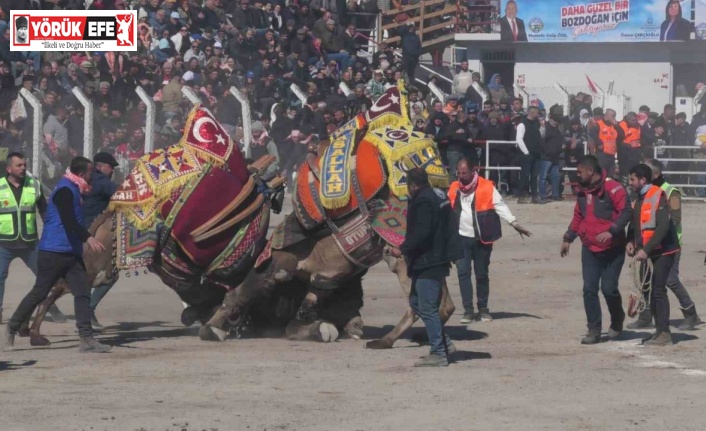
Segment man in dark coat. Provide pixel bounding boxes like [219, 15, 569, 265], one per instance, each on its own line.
[389, 168, 462, 367]
[399, 22, 422, 81]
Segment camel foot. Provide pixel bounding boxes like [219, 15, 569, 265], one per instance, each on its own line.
[17, 326, 30, 338]
[30, 334, 51, 346]
[344, 316, 364, 340]
[366, 339, 393, 349]
[315, 322, 339, 343]
[198, 324, 228, 342]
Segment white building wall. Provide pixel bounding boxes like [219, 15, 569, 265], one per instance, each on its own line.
[514, 62, 671, 113]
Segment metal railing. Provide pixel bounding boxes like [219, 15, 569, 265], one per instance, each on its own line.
[653, 145, 706, 201]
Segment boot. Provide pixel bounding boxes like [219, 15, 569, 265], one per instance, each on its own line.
[678, 307, 702, 331]
[478, 307, 492, 322]
[581, 330, 601, 345]
[79, 336, 112, 353]
[91, 312, 104, 332]
[643, 331, 673, 347]
[2, 326, 15, 351]
[46, 304, 67, 323]
[414, 353, 448, 367]
[626, 309, 654, 329]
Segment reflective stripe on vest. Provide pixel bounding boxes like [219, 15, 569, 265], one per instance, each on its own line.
[640, 185, 663, 247]
[620, 121, 641, 147]
[0, 176, 39, 242]
[660, 182, 683, 245]
[448, 177, 501, 244]
[597, 120, 618, 155]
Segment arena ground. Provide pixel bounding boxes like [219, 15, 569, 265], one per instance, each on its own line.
[1, 199, 705, 431]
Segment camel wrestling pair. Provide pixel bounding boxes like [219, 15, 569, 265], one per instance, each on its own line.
[19, 81, 458, 349]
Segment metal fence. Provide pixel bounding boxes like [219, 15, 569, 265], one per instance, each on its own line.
[478, 140, 706, 201]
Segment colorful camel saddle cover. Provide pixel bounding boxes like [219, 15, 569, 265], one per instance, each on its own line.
[363, 125, 449, 196]
[369, 195, 408, 248]
[109, 105, 246, 230]
[166, 165, 251, 268]
[114, 212, 160, 270]
[294, 141, 386, 230]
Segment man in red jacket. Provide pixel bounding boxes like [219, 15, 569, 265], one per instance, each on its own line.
[560, 155, 633, 344]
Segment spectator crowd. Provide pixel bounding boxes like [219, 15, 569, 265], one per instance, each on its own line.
[0, 0, 702, 198]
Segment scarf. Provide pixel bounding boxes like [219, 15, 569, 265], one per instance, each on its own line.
[252, 131, 270, 146]
[63, 170, 92, 195]
[458, 171, 479, 195]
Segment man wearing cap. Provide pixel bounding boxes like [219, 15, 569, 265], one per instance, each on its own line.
[82, 152, 119, 329]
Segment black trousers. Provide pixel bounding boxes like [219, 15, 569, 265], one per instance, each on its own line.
[8, 250, 93, 337]
[402, 56, 419, 81]
[649, 253, 675, 334]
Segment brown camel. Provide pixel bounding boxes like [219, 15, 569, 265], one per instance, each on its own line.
[199, 226, 456, 345]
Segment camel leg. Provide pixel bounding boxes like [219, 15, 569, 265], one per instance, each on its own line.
[29, 282, 70, 346]
[285, 288, 336, 341]
[200, 267, 277, 342]
[366, 252, 455, 349]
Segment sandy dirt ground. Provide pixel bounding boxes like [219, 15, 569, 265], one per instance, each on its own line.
[1, 199, 706, 431]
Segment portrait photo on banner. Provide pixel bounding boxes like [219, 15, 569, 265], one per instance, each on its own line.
[499, 0, 693, 42]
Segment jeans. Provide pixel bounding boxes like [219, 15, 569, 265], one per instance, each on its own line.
[517, 153, 541, 198]
[581, 246, 625, 332]
[409, 277, 448, 357]
[8, 251, 94, 338]
[650, 253, 675, 334]
[447, 150, 464, 180]
[0, 246, 38, 309]
[539, 160, 561, 199]
[456, 236, 492, 313]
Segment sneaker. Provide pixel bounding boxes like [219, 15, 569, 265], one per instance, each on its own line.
[79, 336, 112, 353]
[478, 307, 492, 322]
[2, 326, 15, 351]
[643, 331, 673, 347]
[517, 197, 530, 204]
[551, 196, 565, 201]
[459, 313, 474, 324]
[414, 353, 448, 367]
[532, 198, 550, 204]
[581, 331, 600, 345]
[445, 340, 458, 355]
[678, 313, 702, 331]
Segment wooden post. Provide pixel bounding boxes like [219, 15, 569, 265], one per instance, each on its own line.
[419, 2, 425, 43]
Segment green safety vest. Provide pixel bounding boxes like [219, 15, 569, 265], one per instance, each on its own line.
[660, 181, 683, 246]
[0, 176, 40, 243]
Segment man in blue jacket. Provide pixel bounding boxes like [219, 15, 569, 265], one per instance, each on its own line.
[3, 157, 110, 353]
[83, 152, 119, 330]
[389, 168, 462, 367]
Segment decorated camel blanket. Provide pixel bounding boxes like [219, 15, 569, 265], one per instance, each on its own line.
[108, 105, 253, 272]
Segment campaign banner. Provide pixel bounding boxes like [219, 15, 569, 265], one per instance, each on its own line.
[499, 0, 692, 42]
[695, 0, 706, 39]
[10, 10, 137, 51]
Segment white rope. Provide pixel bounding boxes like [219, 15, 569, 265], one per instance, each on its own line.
[628, 257, 653, 316]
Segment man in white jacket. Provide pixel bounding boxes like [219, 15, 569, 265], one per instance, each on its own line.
[448, 158, 531, 323]
[452, 60, 474, 96]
